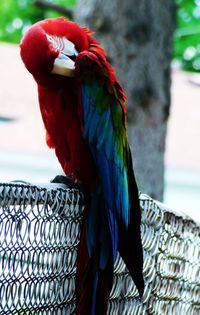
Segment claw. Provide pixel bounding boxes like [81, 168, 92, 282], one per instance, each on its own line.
[51, 175, 82, 190]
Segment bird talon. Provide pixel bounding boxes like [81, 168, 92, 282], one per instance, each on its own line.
[51, 175, 82, 189]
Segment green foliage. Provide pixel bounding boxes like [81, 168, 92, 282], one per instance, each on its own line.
[0, 0, 43, 43]
[0, 0, 76, 44]
[44, 0, 76, 18]
[54, 0, 76, 7]
[174, 0, 200, 72]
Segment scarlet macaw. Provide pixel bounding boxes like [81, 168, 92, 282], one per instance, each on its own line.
[20, 17, 144, 314]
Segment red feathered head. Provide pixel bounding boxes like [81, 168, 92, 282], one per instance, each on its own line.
[20, 17, 100, 87]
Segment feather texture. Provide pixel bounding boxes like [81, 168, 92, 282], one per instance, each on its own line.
[75, 48, 144, 312]
[76, 51, 130, 227]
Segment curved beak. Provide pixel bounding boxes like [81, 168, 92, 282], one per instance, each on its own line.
[52, 52, 75, 77]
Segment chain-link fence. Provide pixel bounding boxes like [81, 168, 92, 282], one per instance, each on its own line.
[0, 182, 199, 314]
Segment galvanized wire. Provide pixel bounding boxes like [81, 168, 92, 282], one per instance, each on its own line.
[0, 183, 199, 314]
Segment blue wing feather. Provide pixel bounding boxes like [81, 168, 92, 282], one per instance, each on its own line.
[75, 50, 144, 315]
[82, 83, 129, 219]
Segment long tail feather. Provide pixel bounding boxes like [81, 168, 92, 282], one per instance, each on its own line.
[76, 193, 114, 315]
[76, 212, 94, 315]
[118, 147, 144, 297]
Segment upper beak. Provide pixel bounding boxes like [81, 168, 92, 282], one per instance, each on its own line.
[51, 52, 75, 77]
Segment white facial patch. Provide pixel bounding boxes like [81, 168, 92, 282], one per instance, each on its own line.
[46, 34, 78, 57]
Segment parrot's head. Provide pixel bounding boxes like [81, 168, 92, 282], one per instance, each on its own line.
[20, 17, 99, 87]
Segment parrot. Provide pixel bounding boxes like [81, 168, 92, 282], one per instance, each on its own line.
[20, 17, 144, 315]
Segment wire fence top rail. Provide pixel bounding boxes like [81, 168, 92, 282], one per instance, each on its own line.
[0, 182, 199, 315]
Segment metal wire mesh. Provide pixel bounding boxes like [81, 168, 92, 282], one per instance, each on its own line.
[0, 182, 199, 314]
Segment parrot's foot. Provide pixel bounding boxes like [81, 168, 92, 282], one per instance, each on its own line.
[51, 175, 82, 190]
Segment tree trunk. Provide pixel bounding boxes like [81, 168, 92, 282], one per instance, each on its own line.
[75, 0, 176, 200]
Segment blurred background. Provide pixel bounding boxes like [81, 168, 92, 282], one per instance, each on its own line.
[0, 0, 199, 221]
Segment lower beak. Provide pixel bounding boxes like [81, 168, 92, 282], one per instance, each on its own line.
[51, 53, 75, 77]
